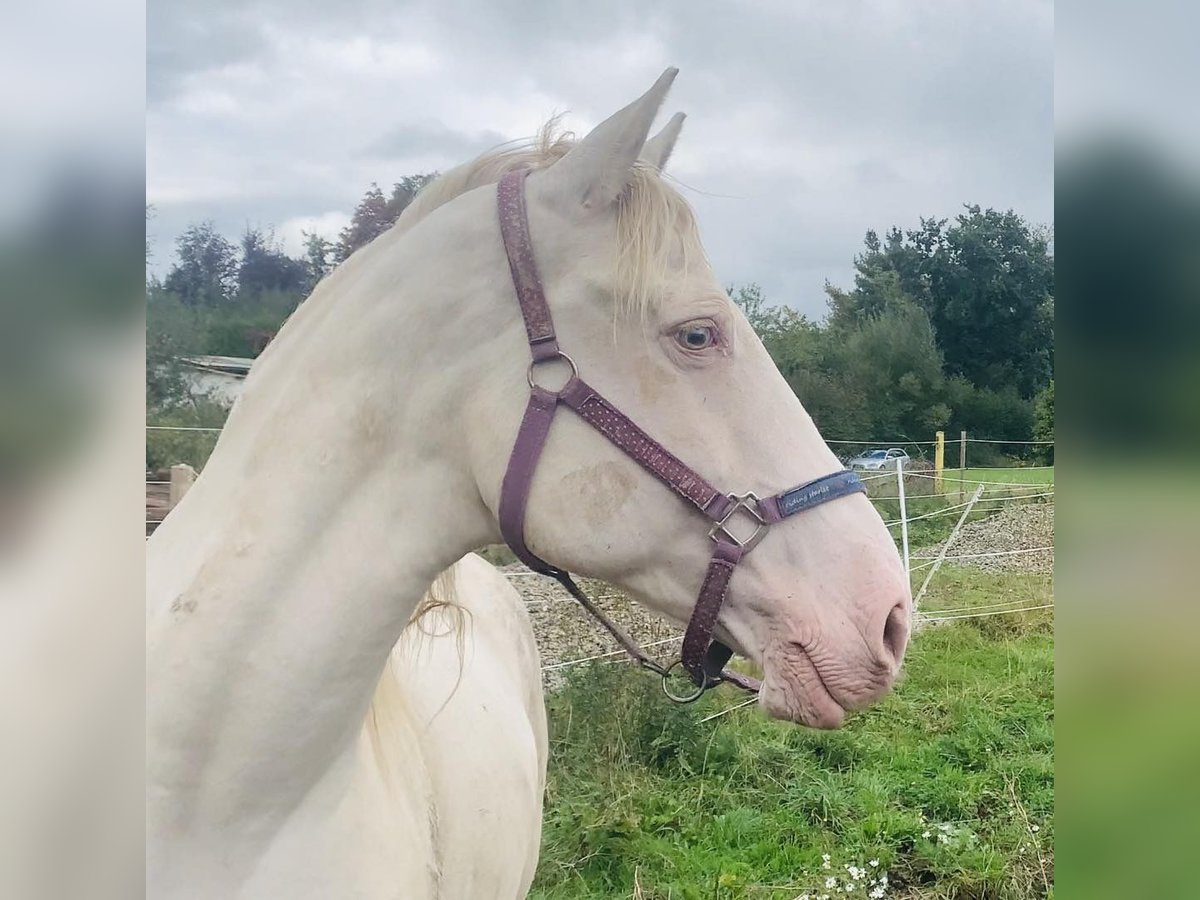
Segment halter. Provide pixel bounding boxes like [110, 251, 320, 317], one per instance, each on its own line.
[496, 170, 866, 702]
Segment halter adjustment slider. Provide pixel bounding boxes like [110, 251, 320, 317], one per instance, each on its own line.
[708, 492, 769, 552]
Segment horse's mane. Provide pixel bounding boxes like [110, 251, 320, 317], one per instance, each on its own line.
[366, 564, 464, 780]
[396, 117, 711, 320]
[407, 565, 463, 640]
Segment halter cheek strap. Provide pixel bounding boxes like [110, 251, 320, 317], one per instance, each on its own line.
[495, 169, 865, 700]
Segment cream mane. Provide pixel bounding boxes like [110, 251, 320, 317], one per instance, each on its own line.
[396, 119, 712, 320]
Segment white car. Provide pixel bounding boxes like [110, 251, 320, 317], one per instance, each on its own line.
[847, 448, 910, 470]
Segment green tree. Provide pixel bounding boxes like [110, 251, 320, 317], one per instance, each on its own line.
[826, 206, 1054, 398]
[146, 285, 206, 411]
[163, 222, 239, 305]
[237, 227, 308, 297]
[924, 206, 1054, 397]
[832, 302, 951, 441]
[302, 230, 335, 287]
[336, 174, 438, 261]
[1033, 378, 1054, 462]
[731, 283, 791, 337]
[146, 327, 191, 411]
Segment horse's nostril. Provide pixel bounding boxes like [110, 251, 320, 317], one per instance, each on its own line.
[881, 602, 909, 667]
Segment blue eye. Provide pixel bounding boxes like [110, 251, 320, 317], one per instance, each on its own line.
[677, 325, 715, 350]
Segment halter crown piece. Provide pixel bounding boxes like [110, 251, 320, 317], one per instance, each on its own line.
[495, 170, 866, 702]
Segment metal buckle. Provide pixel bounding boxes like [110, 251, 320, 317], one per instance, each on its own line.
[708, 492, 769, 551]
[527, 350, 578, 391]
[660, 659, 708, 703]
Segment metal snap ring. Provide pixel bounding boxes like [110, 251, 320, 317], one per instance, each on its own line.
[527, 350, 578, 391]
[660, 659, 708, 704]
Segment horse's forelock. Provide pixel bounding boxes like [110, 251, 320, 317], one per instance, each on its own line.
[399, 119, 710, 321]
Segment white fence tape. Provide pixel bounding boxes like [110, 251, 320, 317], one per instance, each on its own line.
[919, 603, 1054, 621]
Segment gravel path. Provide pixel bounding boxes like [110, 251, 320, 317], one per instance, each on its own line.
[498, 565, 682, 682]
[915, 502, 1054, 575]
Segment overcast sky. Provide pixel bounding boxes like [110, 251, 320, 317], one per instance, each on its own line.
[147, 0, 1052, 317]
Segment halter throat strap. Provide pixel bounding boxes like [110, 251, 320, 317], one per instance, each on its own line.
[494, 169, 865, 698]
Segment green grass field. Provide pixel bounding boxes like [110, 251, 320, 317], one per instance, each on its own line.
[950, 467, 1055, 487]
[530, 567, 1054, 900]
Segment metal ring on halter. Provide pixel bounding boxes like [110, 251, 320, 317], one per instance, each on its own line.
[660, 659, 709, 704]
[527, 350, 578, 391]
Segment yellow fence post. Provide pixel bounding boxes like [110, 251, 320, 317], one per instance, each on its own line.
[959, 430, 968, 501]
[934, 431, 945, 494]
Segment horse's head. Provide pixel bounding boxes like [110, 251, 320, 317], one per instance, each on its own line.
[466, 69, 909, 728]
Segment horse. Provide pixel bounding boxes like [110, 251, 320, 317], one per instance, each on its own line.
[375, 555, 547, 897]
[147, 67, 912, 898]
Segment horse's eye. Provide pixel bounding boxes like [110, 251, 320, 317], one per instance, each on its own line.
[677, 325, 715, 350]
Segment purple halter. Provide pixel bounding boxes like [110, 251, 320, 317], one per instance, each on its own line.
[495, 169, 866, 701]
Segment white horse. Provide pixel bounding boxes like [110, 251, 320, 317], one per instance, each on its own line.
[147, 68, 912, 899]
[376, 555, 547, 897]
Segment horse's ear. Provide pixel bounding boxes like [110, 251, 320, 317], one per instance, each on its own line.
[640, 112, 685, 172]
[541, 67, 678, 211]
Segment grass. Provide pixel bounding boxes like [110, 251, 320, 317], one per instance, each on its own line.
[950, 467, 1055, 487]
[916, 566, 1053, 623]
[529, 567, 1053, 900]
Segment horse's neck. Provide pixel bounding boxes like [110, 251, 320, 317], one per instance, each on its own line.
[146, 207, 507, 850]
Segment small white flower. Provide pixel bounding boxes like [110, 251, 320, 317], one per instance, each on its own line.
[921, 831, 931, 838]
[869, 889, 885, 900]
[1031, 825, 1040, 833]
[822, 853, 832, 869]
[869, 859, 879, 868]
[826, 876, 838, 888]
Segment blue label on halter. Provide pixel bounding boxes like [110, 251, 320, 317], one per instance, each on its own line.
[776, 470, 866, 518]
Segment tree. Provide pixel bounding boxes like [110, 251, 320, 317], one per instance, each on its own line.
[923, 206, 1054, 398]
[730, 283, 810, 338]
[825, 267, 915, 333]
[336, 174, 438, 261]
[1033, 379, 1054, 463]
[831, 302, 951, 440]
[302, 231, 335, 287]
[943, 377, 1034, 451]
[164, 222, 239, 305]
[336, 183, 388, 261]
[237, 227, 308, 297]
[825, 206, 1054, 398]
[146, 327, 191, 411]
[146, 285, 205, 411]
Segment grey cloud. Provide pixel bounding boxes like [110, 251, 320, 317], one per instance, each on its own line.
[147, 0, 1053, 317]
[147, 6, 267, 103]
[361, 121, 511, 165]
